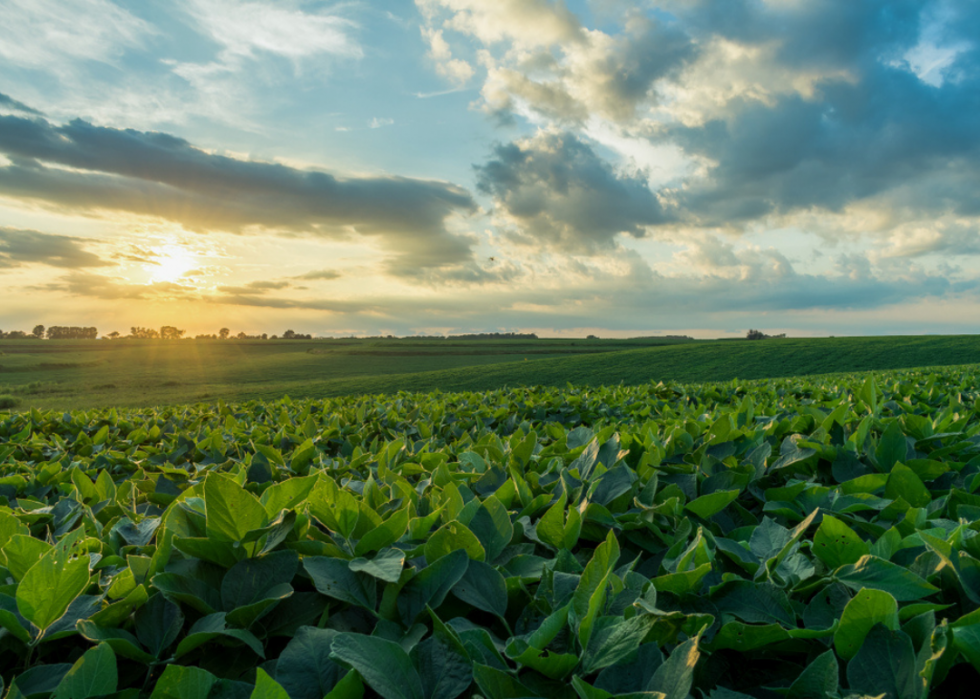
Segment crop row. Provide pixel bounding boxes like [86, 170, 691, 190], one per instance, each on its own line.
[0, 368, 979, 698]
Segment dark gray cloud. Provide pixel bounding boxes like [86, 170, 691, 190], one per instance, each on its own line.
[0, 227, 110, 269]
[475, 131, 670, 252]
[0, 92, 43, 116]
[0, 114, 479, 275]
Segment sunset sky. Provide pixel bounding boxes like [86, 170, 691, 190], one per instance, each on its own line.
[1, 0, 978, 338]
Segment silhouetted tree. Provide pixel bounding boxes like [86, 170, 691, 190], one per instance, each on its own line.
[32, 325, 45, 339]
[130, 327, 160, 339]
[47, 326, 98, 339]
[219, 327, 230, 340]
[107, 331, 120, 340]
[160, 326, 185, 340]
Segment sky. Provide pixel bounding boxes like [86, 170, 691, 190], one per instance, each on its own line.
[1, 0, 978, 339]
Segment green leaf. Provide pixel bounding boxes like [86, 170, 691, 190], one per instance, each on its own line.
[834, 588, 900, 660]
[686, 489, 739, 519]
[303, 557, 377, 611]
[472, 664, 536, 699]
[135, 593, 184, 658]
[222, 551, 298, 628]
[571, 530, 620, 649]
[324, 671, 364, 699]
[845, 625, 918, 699]
[275, 626, 344, 699]
[251, 669, 291, 699]
[710, 580, 795, 626]
[651, 563, 712, 595]
[451, 559, 508, 618]
[953, 623, 980, 672]
[876, 420, 908, 471]
[149, 665, 216, 699]
[205, 473, 269, 545]
[260, 475, 317, 517]
[330, 633, 424, 699]
[17, 531, 90, 632]
[786, 649, 837, 699]
[174, 612, 265, 659]
[581, 615, 658, 674]
[425, 521, 486, 562]
[833, 555, 938, 601]
[885, 463, 931, 508]
[411, 634, 473, 699]
[76, 621, 156, 664]
[536, 494, 567, 551]
[397, 549, 469, 626]
[349, 548, 406, 583]
[52, 642, 117, 699]
[812, 515, 869, 569]
[354, 507, 409, 557]
[468, 496, 514, 562]
[647, 635, 700, 699]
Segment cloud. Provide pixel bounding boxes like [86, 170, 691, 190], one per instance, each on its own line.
[0, 92, 44, 116]
[0, 0, 152, 70]
[0, 114, 480, 275]
[0, 227, 111, 269]
[417, 0, 584, 49]
[475, 130, 670, 253]
[181, 0, 361, 62]
[294, 269, 342, 281]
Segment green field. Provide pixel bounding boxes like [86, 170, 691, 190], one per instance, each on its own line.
[3, 334, 980, 410]
[0, 366, 978, 697]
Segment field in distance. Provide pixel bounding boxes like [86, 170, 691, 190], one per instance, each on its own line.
[2, 334, 980, 410]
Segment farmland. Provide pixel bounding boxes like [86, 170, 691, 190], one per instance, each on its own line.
[1, 364, 980, 697]
[3, 334, 980, 411]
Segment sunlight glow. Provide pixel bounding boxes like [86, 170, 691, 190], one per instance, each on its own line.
[148, 244, 197, 284]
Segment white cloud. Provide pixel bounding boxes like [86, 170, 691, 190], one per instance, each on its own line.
[181, 0, 362, 62]
[0, 0, 152, 68]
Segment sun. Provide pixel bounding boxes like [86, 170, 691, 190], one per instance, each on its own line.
[150, 245, 197, 283]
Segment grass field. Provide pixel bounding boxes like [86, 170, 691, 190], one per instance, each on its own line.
[2, 334, 980, 410]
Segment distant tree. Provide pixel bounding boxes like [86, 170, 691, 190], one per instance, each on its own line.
[746, 329, 765, 340]
[47, 326, 98, 339]
[32, 325, 45, 339]
[107, 331, 120, 340]
[261, 333, 268, 340]
[237, 331, 247, 340]
[219, 327, 230, 340]
[283, 329, 296, 339]
[160, 326, 185, 340]
[4, 330, 28, 339]
[130, 327, 160, 339]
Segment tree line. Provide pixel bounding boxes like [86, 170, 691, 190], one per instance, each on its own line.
[0, 325, 313, 340]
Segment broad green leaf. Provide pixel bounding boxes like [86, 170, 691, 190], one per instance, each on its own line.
[260, 475, 317, 517]
[845, 625, 917, 699]
[834, 588, 900, 660]
[786, 649, 837, 699]
[451, 559, 508, 618]
[571, 530, 620, 649]
[354, 506, 409, 557]
[17, 531, 90, 632]
[953, 623, 980, 672]
[581, 615, 658, 674]
[885, 463, 931, 508]
[303, 557, 376, 611]
[876, 420, 908, 471]
[349, 548, 406, 583]
[276, 627, 344, 699]
[135, 593, 184, 658]
[5, 535, 52, 581]
[149, 665, 216, 699]
[425, 521, 486, 562]
[325, 671, 364, 699]
[833, 555, 938, 601]
[472, 663, 536, 699]
[651, 563, 711, 595]
[251, 669, 291, 699]
[76, 621, 156, 664]
[536, 494, 567, 551]
[52, 643, 117, 699]
[330, 633, 424, 699]
[710, 580, 795, 626]
[411, 634, 473, 699]
[468, 496, 514, 562]
[686, 489, 739, 519]
[222, 550, 298, 627]
[174, 612, 265, 658]
[647, 635, 700, 699]
[812, 515, 869, 569]
[204, 473, 269, 545]
[397, 549, 469, 626]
